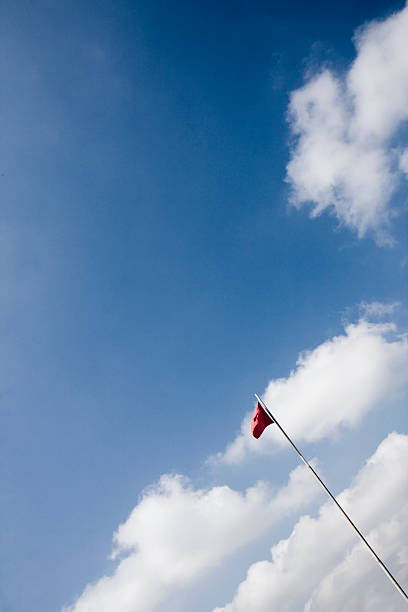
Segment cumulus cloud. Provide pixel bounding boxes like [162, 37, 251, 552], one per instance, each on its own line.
[214, 317, 408, 465]
[214, 432, 408, 611]
[63, 464, 319, 612]
[304, 513, 408, 612]
[286, 5, 408, 243]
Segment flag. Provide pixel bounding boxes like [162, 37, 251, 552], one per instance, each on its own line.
[251, 401, 273, 438]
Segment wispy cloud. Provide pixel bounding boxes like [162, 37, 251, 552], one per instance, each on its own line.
[286, 5, 408, 244]
[213, 315, 408, 465]
[359, 300, 400, 319]
[214, 432, 408, 611]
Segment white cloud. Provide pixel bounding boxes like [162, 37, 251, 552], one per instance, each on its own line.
[304, 513, 408, 611]
[63, 464, 319, 612]
[399, 148, 408, 175]
[286, 5, 408, 243]
[214, 318, 408, 465]
[214, 432, 408, 611]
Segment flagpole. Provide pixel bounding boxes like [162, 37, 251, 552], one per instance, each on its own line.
[254, 393, 408, 603]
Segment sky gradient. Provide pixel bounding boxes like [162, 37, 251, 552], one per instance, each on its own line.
[1, 1, 408, 611]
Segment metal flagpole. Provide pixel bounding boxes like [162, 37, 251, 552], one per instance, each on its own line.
[254, 393, 408, 603]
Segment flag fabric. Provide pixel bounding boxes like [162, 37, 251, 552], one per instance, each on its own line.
[251, 401, 274, 438]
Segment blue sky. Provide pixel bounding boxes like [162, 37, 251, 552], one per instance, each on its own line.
[1, 2, 408, 611]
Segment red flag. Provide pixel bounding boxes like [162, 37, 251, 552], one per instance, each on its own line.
[251, 401, 273, 438]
